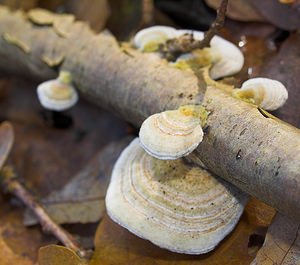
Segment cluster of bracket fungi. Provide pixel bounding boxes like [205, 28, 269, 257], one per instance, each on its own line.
[35, 26, 289, 254]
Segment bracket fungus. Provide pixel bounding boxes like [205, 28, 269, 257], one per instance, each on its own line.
[133, 26, 244, 79]
[175, 30, 244, 79]
[105, 138, 248, 254]
[37, 71, 78, 111]
[232, 77, 288, 111]
[139, 105, 208, 160]
[133, 25, 177, 52]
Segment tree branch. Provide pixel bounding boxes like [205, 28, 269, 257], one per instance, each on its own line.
[0, 6, 300, 222]
[164, 0, 228, 58]
[200, 0, 228, 48]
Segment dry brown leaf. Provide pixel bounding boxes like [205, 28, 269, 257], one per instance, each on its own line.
[205, 0, 265, 22]
[251, 213, 300, 265]
[90, 212, 259, 265]
[0, 201, 55, 263]
[245, 197, 276, 227]
[259, 33, 300, 128]
[249, 0, 300, 30]
[218, 22, 277, 83]
[38, 245, 87, 265]
[0, 235, 33, 265]
[24, 137, 133, 225]
[64, 0, 110, 32]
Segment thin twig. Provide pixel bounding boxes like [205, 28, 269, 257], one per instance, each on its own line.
[0, 166, 91, 259]
[198, 0, 228, 49]
[142, 0, 154, 26]
[163, 0, 228, 59]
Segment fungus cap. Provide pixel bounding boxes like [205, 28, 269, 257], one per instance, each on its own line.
[176, 30, 244, 79]
[139, 107, 204, 160]
[134, 25, 177, 52]
[106, 138, 248, 254]
[37, 71, 78, 111]
[239, 77, 288, 111]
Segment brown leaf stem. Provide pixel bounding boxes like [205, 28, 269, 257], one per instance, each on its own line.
[0, 166, 91, 259]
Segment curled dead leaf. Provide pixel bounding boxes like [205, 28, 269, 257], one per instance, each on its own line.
[38, 245, 87, 265]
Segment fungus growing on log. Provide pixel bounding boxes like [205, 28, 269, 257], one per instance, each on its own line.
[106, 138, 248, 254]
[139, 105, 207, 160]
[37, 71, 78, 111]
[233, 78, 288, 111]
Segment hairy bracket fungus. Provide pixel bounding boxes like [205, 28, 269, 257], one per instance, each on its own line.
[106, 138, 248, 254]
[133, 25, 177, 52]
[232, 77, 288, 111]
[175, 30, 244, 79]
[37, 71, 78, 111]
[139, 105, 208, 160]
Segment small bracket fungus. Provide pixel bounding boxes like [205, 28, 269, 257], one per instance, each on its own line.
[133, 26, 177, 52]
[139, 105, 208, 160]
[37, 71, 78, 111]
[232, 78, 288, 111]
[106, 138, 248, 254]
[133, 26, 244, 79]
[175, 30, 244, 79]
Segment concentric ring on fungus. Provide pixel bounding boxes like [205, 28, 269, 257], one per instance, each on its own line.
[105, 138, 248, 254]
[237, 77, 288, 111]
[139, 108, 204, 160]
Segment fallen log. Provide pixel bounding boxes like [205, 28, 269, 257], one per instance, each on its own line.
[0, 6, 300, 221]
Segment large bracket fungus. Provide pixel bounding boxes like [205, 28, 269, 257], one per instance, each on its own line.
[106, 138, 248, 254]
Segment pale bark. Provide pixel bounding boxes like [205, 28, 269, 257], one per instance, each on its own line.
[0, 6, 300, 221]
